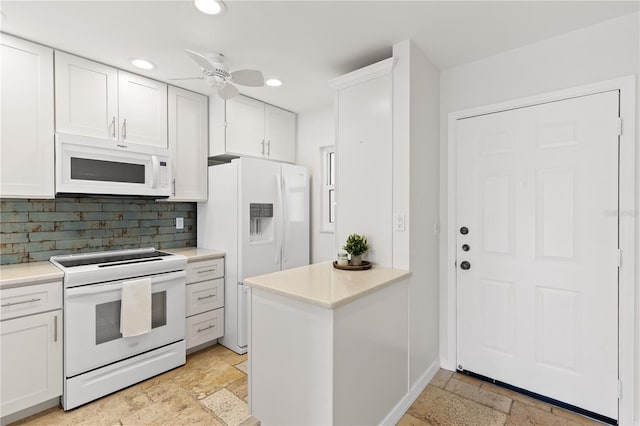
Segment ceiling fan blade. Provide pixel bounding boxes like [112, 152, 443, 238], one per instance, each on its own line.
[168, 77, 205, 81]
[218, 83, 240, 99]
[185, 49, 215, 72]
[230, 69, 264, 87]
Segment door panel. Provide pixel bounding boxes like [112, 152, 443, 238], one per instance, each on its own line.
[238, 158, 282, 281]
[226, 95, 264, 157]
[281, 164, 309, 270]
[55, 51, 118, 140]
[457, 91, 619, 419]
[118, 71, 168, 148]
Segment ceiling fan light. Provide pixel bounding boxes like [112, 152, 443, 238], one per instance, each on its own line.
[130, 58, 155, 70]
[194, 0, 226, 15]
[266, 78, 282, 87]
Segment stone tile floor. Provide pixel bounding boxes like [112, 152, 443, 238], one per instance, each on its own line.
[14, 345, 602, 426]
[398, 369, 602, 426]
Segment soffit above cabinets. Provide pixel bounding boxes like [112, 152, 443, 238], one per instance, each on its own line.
[0, 1, 637, 113]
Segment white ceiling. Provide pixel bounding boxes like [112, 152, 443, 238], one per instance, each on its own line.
[1, 1, 637, 113]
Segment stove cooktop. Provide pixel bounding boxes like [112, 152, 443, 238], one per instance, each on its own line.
[50, 247, 187, 288]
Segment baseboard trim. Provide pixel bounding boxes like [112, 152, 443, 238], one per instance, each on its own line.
[381, 358, 440, 425]
[1, 397, 60, 426]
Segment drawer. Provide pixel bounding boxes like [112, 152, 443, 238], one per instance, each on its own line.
[1, 281, 63, 321]
[185, 308, 224, 349]
[186, 258, 224, 284]
[186, 278, 224, 317]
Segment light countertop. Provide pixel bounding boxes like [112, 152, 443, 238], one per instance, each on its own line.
[0, 261, 64, 289]
[244, 262, 410, 309]
[163, 247, 225, 262]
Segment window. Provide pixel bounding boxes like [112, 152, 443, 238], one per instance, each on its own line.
[321, 146, 335, 233]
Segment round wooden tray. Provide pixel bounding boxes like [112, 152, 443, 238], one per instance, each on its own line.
[332, 260, 372, 271]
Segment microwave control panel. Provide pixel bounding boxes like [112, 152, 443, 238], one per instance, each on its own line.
[159, 161, 169, 187]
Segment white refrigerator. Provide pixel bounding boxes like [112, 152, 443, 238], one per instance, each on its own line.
[197, 157, 310, 354]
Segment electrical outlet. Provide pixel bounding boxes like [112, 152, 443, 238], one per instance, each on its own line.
[176, 217, 184, 230]
[394, 214, 406, 232]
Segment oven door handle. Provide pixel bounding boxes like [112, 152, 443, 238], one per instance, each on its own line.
[65, 271, 186, 297]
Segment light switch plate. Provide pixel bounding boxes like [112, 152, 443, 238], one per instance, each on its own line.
[176, 217, 184, 230]
[394, 214, 406, 232]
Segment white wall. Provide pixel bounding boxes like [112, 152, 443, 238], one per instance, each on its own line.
[296, 104, 335, 263]
[438, 11, 639, 423]
[393, 40, 441, 388]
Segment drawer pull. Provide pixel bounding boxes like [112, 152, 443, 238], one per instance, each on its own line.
[1, 297, 42, 307]
[197, 268, 217, 274]
[197, 294, 215, 301]
[197, 324, 216, 333]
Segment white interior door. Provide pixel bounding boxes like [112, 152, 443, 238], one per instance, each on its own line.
[456, 91, 620, 419]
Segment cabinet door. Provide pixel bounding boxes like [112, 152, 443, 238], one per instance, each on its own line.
[118, 71, 168, 148]
[335, 74, 393, 266]
[1, 34, 55, 199]
[264, 104, 296, 163]
[1, 310, 62, 417]
[168, 87, 208, 201]
[226, 95, 265, 157]
[55, 51, 118, 140]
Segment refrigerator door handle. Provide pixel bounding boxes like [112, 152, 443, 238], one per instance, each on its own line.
[275, 173, 283, 265]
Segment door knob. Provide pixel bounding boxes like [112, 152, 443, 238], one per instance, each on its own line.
[460, 261, 471, 270]
[460, 226, 469, 235]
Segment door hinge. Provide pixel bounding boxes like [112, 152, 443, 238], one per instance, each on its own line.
[617, 249, 622, 268]
[617, 117, 623, 136]
[617, 380, 622, 399]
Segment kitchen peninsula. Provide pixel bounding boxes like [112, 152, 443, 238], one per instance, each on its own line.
[244, 262, 410, 425]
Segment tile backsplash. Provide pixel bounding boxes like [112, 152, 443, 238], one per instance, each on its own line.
[0, 198, 196, 265]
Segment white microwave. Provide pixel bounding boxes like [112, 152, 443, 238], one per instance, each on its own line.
[55, 133, 171, 198]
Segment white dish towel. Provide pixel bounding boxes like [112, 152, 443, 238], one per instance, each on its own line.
[120, 278, 152, 337]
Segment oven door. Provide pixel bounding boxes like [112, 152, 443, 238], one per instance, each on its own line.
[64, 271, 185, 377]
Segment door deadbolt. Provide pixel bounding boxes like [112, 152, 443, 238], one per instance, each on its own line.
[460, 226, 469, 235]
[460, 261, 471, 270]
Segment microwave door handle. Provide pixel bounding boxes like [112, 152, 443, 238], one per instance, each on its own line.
[151, 155, 160, 189]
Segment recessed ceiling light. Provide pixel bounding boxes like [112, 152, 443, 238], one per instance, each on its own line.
[194, 0, 226, 15]
[266, 78, 282, 87]
[130, 58, 155, 70]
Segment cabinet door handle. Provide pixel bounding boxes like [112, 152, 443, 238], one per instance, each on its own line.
[1, 297, 41, 307]
[172, 179, 176, 197]
[197, 294, 215, 301]
[122, 118, 127, 140]
[54, 315, 58, 342]
[267, 140, 271, 156]
[197, 324, 216, 333]
[110, 117, 116, 138]
[261, 139, 265, 155]
[197, 268, 216, 274]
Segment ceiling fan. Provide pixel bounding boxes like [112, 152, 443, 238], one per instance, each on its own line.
[170, 49, 264, 99]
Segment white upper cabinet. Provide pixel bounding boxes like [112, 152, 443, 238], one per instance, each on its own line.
[55, 51, 118, 140]
[264, 104, 296, 162]
[118, 71, 168, 148]
[210, 94, 296, 163]
[55, 52, 167, 147]
[226, 95, 265, 157]
[168, 86, 208, 201]
[0, 34, 55, 199]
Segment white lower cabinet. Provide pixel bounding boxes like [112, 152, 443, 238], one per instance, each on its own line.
[185, 258, 225, 350]
[1, 282, 63, 418]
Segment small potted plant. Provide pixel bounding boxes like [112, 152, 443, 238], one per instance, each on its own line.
[342, 233, 369, 266]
